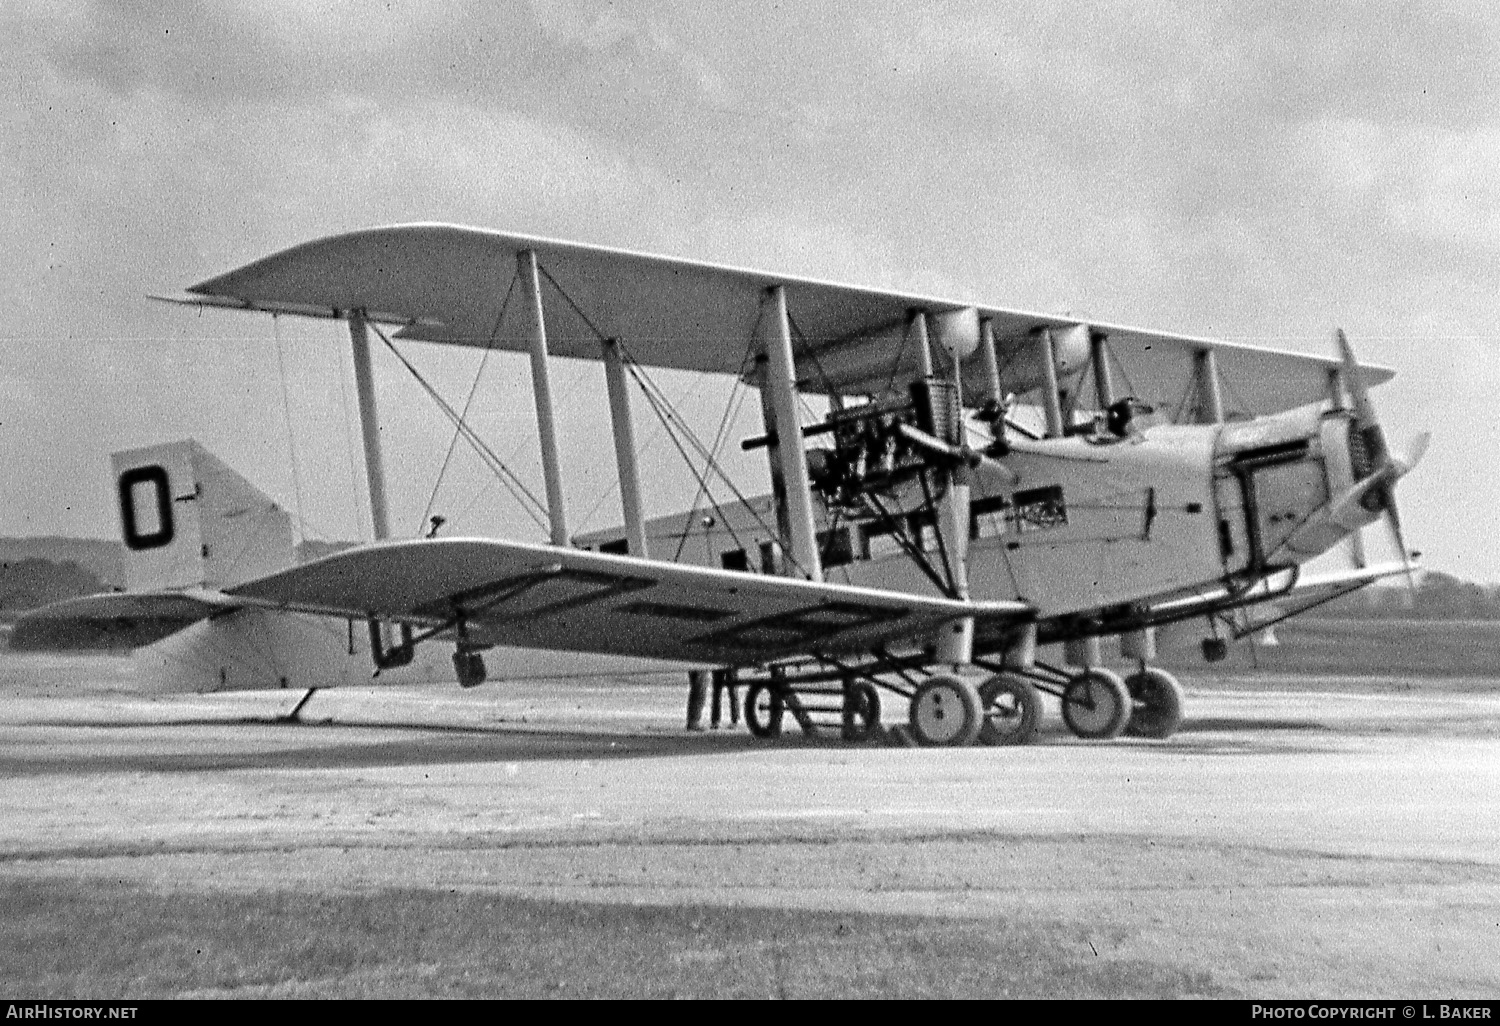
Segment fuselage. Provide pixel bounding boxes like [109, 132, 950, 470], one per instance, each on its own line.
[576, 401, 1371, 625]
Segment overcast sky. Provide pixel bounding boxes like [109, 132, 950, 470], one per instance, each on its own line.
[4, 1, 1498, 579]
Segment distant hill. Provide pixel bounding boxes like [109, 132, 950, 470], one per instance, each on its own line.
[0, 558, 106, 621]
[1303, 571, 1500, 621]
[0, 537, 124, 588]
[0, 537, 359, 623]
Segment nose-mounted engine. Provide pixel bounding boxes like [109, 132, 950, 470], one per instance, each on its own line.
[1211, 331, 1426, 573]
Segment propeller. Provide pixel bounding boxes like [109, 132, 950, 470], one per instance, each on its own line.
[1334, 329, 1427, 588]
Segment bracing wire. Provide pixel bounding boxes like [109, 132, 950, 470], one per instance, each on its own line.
[670, 376, 752, 562]
[623, 347, 801, 573]
[532, 259, 811, 571]
[1219, 370, 1258, 420]
[574, 370, 716, 534]
[272, 316, 310, 546]
[629, 362, 754, 562]
[366, 321, 551, 534]
[417, 271, 519, 535]
[661, 335, 758, 556]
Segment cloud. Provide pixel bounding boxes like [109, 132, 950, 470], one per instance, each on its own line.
[5, 1, 1500, 576]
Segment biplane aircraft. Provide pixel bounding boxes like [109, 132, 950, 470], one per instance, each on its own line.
[13, 224, 1426, 745]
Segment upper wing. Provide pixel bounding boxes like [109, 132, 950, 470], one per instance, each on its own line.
[170, 223, 1392, 418]
[228, 537, 1031, 664]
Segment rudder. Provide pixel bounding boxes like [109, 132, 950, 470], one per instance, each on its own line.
[114, 440, 295, 592]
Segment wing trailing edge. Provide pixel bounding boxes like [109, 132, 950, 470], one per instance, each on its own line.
[227, 536, 1033, 663]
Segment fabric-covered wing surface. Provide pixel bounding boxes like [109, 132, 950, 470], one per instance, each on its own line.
[227, 538, 1031, 663]
[181, 223, 1392, 418]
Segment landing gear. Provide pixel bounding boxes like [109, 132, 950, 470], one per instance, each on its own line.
[1124, 666, 1185, 739]
[907, 673, 982, 747]
[453, 649, 487, 689]
[841, 680, 882, 742]
[1061, 668, 1131, 740]
[977, 672, 1042, 745]
[745, 680, 785, 739]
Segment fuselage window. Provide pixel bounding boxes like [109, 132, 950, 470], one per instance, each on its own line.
[759, 541, 780, 575]
[1010, 485, 1067, 533]
[861, 521, 903, 561]
[599, 538, 629, 555]
[818, 527, 855, 568]
[970, 494, 1011, 540]
[908, 511, 938, 551]
[721, 548, 750, 572]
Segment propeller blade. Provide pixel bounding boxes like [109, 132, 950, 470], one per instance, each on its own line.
[1385, 501, 1420, 597]
[1396, 431, 1432, 476]
[1335, 330, 1423, 597]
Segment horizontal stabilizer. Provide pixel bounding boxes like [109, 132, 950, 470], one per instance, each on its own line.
[1146, 560, 1418, 625]
[9, 591, 235, 652]
[229, 537, 1033, 663]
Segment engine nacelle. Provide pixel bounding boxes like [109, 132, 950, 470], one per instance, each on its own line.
[791, 314, 1091, 407]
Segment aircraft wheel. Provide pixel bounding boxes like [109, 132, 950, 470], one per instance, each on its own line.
[1061, 668, 1131, 740]
[841, 680, 883, 742]
[907, 674, 982, 747]
[745, 681, 785, 739]
[1124, 666, 1185, 739]
[977, 672, 1042, 746]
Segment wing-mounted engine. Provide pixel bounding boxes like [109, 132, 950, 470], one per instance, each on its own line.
[746, 376, 974, 518]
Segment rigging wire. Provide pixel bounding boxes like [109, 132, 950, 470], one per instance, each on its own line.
[574, 368, 727, 536]
[626, 357, 755, 562]
[882, 316, 913, 396]
[663, 336, 758, 558]
[366, 321, 551, 534]
[622, 348, 801, 571]
[416, 270, 519, 536]
[671, 378, 754, 561]
[1219, 370, 1257, 420]
[271, 315, 310, 547]
[530, 261, 816, 573]
[1104, 342, 1142, 405]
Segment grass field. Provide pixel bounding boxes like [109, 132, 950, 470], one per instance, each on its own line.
[2, 878, 1218, 999]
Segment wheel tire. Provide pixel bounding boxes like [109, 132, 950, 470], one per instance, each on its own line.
[745, 681, 785, 739]
[1124, 666, 1185, 739]
[977, 672, 1042, 746]
[907, 674, 983, 747]
[1061, 668, 1131, 740]
[841, 680, 883, 742]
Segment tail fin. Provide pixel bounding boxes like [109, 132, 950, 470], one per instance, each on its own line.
[114, 440, 295, 591]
